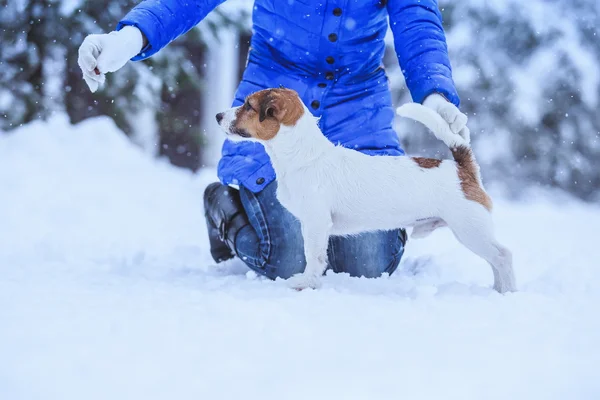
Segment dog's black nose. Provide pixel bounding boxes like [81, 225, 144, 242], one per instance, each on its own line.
[216, 113, 224, 124]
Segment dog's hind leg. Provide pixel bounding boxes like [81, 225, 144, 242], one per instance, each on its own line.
[444, 205, 517, 293]
[411, 218, 447, 239]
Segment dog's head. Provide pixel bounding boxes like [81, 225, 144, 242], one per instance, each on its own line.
[216, 88, 305, 142]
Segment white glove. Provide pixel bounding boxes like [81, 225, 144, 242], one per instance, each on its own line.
[422, 93, 468, 136]
[77, 26, 144, 93]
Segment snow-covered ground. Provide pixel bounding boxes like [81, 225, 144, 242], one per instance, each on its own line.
[1, 115, 599, 400]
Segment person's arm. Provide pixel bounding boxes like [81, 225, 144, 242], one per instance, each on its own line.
[387, 0, 460, 106]
[117, 0, 227, 60]
[78, 0, 226, 92]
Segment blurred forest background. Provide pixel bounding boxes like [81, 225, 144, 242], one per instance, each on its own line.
[1, 0, 599, 201]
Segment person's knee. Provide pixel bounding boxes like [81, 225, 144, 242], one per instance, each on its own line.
[239, 241, 305, 280]
[330, 229, 406, 278]
[234, 184, 307, 280]
[263, 247, 306, 280]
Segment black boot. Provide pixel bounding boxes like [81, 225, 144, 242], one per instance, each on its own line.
[203, 182, 249, 263]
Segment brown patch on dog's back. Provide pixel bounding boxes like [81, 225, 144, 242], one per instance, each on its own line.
[412, 157, 442, 169]
[233, 88, 305, 141]
[451, 145, 493, 211]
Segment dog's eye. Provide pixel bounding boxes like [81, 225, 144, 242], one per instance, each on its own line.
[244, 102, 253, 112]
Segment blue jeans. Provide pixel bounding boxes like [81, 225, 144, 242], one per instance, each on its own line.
[233, 181, 406, 280]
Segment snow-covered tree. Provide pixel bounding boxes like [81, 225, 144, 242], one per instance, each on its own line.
[0, 0, 59, 128]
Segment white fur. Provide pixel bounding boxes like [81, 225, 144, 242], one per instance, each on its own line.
[217, 103, 517, 293]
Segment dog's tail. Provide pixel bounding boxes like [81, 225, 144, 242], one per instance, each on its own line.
[396, 103, 485, 188]
[396, 103, 470, 149]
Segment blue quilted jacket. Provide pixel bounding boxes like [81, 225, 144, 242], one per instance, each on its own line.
[118, 0, 459, 192]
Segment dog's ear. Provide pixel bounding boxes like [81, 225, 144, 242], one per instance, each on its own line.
[259, 95, 280, 123]
[258, 89, 302, 125]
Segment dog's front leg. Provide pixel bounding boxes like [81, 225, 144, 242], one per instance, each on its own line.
[287, 211, 332, 291]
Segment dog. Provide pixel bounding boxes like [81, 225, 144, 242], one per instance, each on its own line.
[216, 88, 517, 293]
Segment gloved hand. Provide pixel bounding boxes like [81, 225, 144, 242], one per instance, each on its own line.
[422, 93, 468, 136]
[77, 26, 144, 93]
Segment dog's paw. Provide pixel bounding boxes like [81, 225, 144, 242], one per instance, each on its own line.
[287, 273, 323, 291]
[493, 281, 517, 294]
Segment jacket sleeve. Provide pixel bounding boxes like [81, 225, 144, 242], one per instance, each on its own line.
[387, 0, 460, 106]
[117, 0, 227, 61]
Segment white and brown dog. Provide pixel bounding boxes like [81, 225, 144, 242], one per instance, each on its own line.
[216, 88, 517, 293]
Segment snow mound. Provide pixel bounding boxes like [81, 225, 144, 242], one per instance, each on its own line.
[1, 115, 599, 399]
